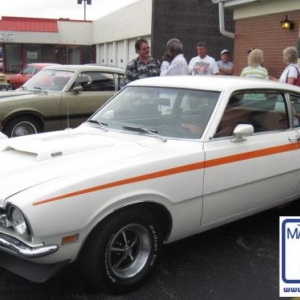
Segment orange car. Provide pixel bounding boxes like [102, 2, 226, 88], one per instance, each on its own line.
[9, 63, 60, 89]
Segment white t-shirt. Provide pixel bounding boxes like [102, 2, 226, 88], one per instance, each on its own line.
[188, 55, 219, 75]
[279, 64, 299, 83]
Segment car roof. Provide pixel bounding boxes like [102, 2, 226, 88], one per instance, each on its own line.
[43, 64, 125, 74]
[26, 63, 61, 67]
[128, 75, 300, 93]
[85, 63, 125, 70]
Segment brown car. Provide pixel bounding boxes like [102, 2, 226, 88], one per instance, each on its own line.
[0, 64, 125, 137]
[8, 63, 61, 90]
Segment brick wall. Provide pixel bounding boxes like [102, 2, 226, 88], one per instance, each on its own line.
[151, 0, 235, 65]
[235, 11, 300, 77]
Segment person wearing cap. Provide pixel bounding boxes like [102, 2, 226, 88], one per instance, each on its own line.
[188, 42, 219, 75]
[217, 49, 234, 75]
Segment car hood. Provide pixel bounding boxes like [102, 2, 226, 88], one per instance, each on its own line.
[0, 127, 164, 201]
[0, 89, 45, 100]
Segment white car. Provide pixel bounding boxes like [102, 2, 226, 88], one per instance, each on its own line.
[0, 132, 7, 139]
[0, 75, 300, 292]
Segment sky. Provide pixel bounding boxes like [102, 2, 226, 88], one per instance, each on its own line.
[1, 0, 139, 21]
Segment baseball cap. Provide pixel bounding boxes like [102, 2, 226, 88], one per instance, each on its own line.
[221, 49, 230, 55]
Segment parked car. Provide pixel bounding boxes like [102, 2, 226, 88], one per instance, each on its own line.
[0, 64, 125, 137]
[0, 72, 9, 90]
[8, 63, 61, 90]
[0, 132, 7, 139]
[0, 76, 300, 292]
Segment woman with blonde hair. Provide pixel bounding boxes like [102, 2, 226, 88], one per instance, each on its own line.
[240, 49, 269, 79]
[270, 46, 299, 84]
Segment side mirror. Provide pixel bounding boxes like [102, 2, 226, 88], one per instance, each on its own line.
[70, 85, 83, 93]
[231, 124, 254, 143]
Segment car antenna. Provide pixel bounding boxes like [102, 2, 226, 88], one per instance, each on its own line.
[66, 43, 70, 129]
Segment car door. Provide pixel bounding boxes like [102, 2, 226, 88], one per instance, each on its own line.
[60, 71, 118, 129]
[201, 90, 300, 226]
[289, 91, 300, 193]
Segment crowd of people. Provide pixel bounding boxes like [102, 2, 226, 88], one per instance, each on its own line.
[125, 38, 300, 86]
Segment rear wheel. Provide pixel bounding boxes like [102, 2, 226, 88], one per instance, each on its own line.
[3, 116, 41, 137]
[79, 208, 162, 292]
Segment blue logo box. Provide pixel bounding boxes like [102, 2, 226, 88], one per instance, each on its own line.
[281, 218, 300, 283]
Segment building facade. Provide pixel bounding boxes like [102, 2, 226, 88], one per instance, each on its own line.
[0, 0, 234, 73]
[0, 0, 299, 77]
[212, 0, 300, 76]
[151, 0, 234, 64]
[92, 0, 152, 69]
[0, 17, 95, 73]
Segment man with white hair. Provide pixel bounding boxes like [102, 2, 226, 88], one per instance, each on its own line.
[160, 38, 189, 76]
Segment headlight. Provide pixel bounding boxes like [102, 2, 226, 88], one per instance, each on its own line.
[11, 207, 29, 238]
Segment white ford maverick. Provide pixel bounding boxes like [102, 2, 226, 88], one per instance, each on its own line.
[0, 76, 300, 292]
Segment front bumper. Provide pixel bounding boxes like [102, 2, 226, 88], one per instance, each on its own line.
[0, 233, 69, 282]
[0, 250, 69, 282]
[0, 233, 58, 258]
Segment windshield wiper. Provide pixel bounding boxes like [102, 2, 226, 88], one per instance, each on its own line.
[86, 119, 108, 131]
[122, 125, 167, 142]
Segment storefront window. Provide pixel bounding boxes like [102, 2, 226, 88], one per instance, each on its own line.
[4, 44, 22, 73]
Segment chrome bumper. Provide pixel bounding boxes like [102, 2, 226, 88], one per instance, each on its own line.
[0, 233, 58, 258]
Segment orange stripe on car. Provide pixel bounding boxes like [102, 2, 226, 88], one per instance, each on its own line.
[33, 143, 298, 206]
[33, 162, 205, 206]
[205, 143, 297, 168]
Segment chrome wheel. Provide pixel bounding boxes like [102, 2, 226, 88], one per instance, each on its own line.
[4, 116, 41, 137]
[108, 224, 151, 279]
[11, 121, 38, 137]
[79, 208, 162, 292]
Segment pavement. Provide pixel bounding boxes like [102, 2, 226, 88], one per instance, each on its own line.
[0, 200, 299, 299]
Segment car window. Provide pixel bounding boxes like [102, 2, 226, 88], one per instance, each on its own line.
[289, 93, 300, 127]
[33, 67, 39, 75]
[22, 69, 74, 91]
[93, 86, 220, 139]
[22, 65, 35, 75]
[72, 73, 93, 91]
[214, 91, 289, 138]
[74, 72, 116, 92]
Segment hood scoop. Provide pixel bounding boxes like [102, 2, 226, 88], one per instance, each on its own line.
[4, 133, 114, 162]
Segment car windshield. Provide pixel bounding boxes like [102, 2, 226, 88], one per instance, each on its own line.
[21, 69, 74, 91]
[90, 86, 220, 139]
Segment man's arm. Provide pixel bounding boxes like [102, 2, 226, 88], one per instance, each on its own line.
[125, 60, 137, 84]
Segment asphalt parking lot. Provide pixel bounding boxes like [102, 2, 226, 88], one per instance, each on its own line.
[0, 201, 299, 300]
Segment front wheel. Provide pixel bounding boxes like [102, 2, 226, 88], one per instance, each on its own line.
[3, 116, 41, 137]
[79, 209, 162, 292]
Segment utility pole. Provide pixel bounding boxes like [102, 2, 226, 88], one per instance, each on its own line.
[77, 0, 92, 21]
